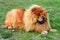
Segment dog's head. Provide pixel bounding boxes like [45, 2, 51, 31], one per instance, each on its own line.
[30, 5, 47, 24]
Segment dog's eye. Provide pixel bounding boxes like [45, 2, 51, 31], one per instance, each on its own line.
[37, 13, 40, 16]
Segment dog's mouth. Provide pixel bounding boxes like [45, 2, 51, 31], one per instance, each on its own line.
[37, 16, 47, 24]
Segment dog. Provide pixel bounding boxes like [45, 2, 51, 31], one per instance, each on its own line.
[5, 8, 25, 30]
[5, 5, 56, 34]
[23, 5, 56, 34]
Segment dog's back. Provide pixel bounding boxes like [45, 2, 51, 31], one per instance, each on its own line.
[5, 8, 25, 29]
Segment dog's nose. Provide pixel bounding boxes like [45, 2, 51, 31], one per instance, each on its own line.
[37, 16, 47, 24]
[42, 16, 46, 21]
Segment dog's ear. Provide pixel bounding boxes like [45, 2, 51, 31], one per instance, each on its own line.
[32, 8, 36, 12]
[22, 9, 25, 11]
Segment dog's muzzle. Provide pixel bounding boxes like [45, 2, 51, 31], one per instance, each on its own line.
[37, 16, 47, 24]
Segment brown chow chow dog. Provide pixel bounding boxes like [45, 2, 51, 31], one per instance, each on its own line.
[5, 8, 25, 30]
[24, 5, 56, 34]
[5, 5, 56, 34]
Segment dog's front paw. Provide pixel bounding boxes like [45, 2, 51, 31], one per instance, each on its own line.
[41, 31, 48, 34]
[25, 29, 30, 32]
[50, 29, 57, 32]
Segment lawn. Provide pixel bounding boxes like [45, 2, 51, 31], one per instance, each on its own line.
[0, 0, 60, 40]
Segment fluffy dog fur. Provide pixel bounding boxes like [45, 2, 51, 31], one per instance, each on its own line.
[5, 5, 56, 34]
[23, 5, 56, 34]
[5, 8, 25, 30]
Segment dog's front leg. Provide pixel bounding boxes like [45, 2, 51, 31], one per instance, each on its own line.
[46, 13, 57, 32]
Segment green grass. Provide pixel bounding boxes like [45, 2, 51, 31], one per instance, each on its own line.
[0, 0, 60, 40]
[1, 29, 12, 38]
